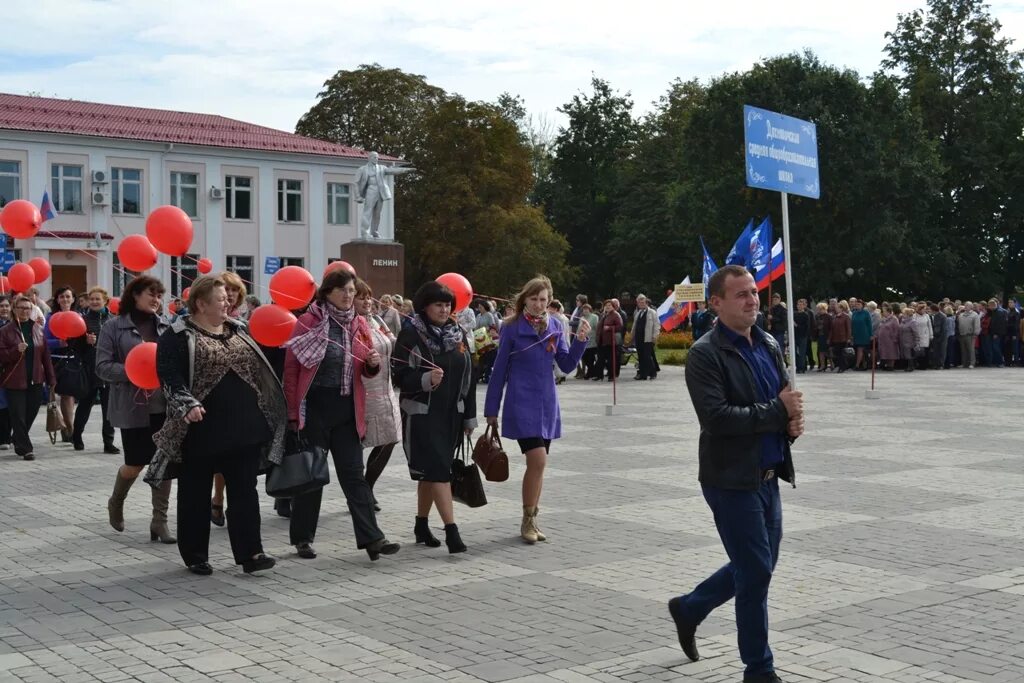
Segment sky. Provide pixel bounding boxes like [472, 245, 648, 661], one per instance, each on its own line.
[2, 0, 1023, 134]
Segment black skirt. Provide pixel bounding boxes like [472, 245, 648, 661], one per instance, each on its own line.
[121, 413, 165, 466]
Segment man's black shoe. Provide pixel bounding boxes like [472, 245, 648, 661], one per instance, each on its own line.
[667, 597, 699, 662]
[104, 444, 121, 455]
[743, 673, 783, 683]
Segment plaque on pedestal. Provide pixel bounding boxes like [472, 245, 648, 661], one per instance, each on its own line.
[340, 240, 405, 297]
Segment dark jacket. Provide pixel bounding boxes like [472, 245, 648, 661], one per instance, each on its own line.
[830, 312, 852, 344]
[68, 308, 112, 385]
[815, 311, 832, 338]
[0, 320, 56, 390]
[988, 307, 1008, 336]
[1007, 308, 1021, 338]
[96, 314, 169, 428]
[684, 324, 796, 491]
[793, 309, 812, 338]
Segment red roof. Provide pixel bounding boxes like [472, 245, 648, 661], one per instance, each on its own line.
[0, 93, 374, 160]
[38, 230, 115, 241]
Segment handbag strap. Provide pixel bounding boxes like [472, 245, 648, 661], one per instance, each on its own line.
[487, 423, 501, 444]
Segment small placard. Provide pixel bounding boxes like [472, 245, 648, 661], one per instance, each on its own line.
[674, 283, 705, 303]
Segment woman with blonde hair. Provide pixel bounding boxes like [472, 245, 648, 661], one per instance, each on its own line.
[220, 271, 249, 321]
[484, 276, 591, 543]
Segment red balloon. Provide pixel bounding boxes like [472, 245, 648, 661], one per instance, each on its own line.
[248, 304, 298, 347]
[0, 200, 42, 239]
[117, 234, 158, 272]
[197, 257, 213, 274]
[168, 301, 178, 315]
[182, 287, 191, 300]
[324, 260, 356, 277]
[145, 205, 193, 257]
[436, 272, 473, 312]
[49, 311, 86, 340]
[125, 342, 159, 390]
[28, 257, 51, 284]
[7, 263, 35, 292]
[269, 265, 316, 309]
[108, 297, 120, 315]
[0, 275, 9, 294]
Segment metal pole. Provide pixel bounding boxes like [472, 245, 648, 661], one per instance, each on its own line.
[871, 335, 877, 391]
[611, 338, 618, 405]
[781, 192, 797, 389]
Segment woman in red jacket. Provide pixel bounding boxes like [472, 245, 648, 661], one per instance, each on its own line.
[593, 300, 623, 381]
[283, 269, 399, 562]
[0, 295, 56, 460]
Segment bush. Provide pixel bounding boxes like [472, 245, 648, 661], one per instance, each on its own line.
[660, 350, 688, 365]
[657, 331, 693, 350]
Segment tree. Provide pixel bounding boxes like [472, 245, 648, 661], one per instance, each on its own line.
[883, 0, 1024, 297]
[542, 78, 639, 297]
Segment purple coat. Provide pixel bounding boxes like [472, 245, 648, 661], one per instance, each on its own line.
[484, 316, 587, 440]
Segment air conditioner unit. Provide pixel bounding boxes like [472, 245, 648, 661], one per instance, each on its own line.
[92, 191, 110, 206]
[91, 170, 108, 183]
[209, 186, 224, 200]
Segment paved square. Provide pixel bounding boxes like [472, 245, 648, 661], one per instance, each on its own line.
[0, 366, 1020, 682]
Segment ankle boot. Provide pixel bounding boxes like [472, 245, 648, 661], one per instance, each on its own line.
[414, 516, 441, 547]
[521, 505, 547, 544]
[444, 523, 467, 554]
[150, 480, 177, 544]
[108, 471, 135, 533]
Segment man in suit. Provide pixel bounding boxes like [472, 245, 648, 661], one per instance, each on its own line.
[354, 151, 415, 239]
[631, 294, 659, 380]
[669, 265, 803, 683]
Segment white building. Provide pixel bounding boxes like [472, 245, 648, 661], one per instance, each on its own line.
[0, 93, 399, 300]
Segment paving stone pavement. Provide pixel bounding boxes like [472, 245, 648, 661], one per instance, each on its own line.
[0, 366, 1021, 682]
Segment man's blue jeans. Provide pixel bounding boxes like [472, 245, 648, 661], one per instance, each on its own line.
[677, 478, 782, 677]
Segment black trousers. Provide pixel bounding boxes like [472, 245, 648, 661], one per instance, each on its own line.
[365, 442, 397, 490]
[0, 407, 11, 445]
[596, 346, 615, 379]
[72, 383, 115, 446]
[177, 445, 264, 566]
[290, 389, 383, 548]
[581, 348, 598, 378]
[7, 385, 43, 456]
[636, 341, 656, 378]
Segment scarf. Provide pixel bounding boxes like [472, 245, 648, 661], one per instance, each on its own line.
[524, 311, 549, 336]
[285, 302, 356, 388]
[411, 314, 463, 355]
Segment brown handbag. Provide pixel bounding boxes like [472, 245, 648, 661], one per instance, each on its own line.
[46, 399, 65, 445]
[473, 424, 510, 482]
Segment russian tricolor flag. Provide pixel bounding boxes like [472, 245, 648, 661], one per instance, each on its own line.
[657, 276, 692, 331]
[754, 239, 785, 291]
[40, 190, 58, 222]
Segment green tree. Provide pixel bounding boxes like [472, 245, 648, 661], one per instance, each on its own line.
[883, 0, 1024, 297]
[542, 78, 639, 297]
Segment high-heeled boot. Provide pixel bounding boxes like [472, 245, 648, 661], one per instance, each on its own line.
[521, 505, 547, 544]
[108, 471, 135, 532]
[414, 516, 441, 547]
[150, 480, 177, 544]
[444, 523, 467, 554]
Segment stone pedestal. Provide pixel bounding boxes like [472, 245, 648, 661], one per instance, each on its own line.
[340, 240, 405, 297]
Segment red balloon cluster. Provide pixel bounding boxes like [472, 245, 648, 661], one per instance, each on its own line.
[248, 304, 298, 347]
[182, 287, 191, 301]
[125, 342, 159, 390]
[49, 311, 86, 340]
[118, 234, 158, 272]
[27, 257, 50, 284]
[269, 266, 316, 309]
[146, 205, 193, 256]
[324, 261, 356, 277]
[7, 263, 35, 292]
[108, 297, 121, 315]
[0, 200, 42, 239]
[436, 273, 473, 312]
[197, 257, 213, 274]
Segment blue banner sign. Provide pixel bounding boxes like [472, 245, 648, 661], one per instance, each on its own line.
[264, 256, 280, 275]
[0, 249, 13, 274]
[744, 105, 820, 199]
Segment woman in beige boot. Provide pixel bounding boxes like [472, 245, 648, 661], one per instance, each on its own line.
[483, 277, 591, 543]
[96, 276, 175, 544]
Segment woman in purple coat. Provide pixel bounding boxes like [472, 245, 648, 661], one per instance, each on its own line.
[876, 303, 901, 370]
[485, 276, 591, 544]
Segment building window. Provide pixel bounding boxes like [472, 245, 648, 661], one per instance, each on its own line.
[326, 183, 350, 225]
[112, 254, 139, 297]
[0, 161, 20, 207]
[170, 171, 199, 218]
[51, 164, 84, 213]
[277, 179, 302, 222]
[226, 255, 254, 287]
[279, 257, 305, 268]
[112, 168, 143, 215]
[171, 253, 199, 295]
[225, 175, 252, 220]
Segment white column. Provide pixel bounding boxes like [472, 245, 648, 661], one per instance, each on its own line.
[205, 161, 223, 268]
[308, 167, 325, 276]
[256, 165, 276, 296]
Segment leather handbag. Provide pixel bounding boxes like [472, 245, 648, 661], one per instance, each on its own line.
[55, 355, 90, 401]
[472, 424, 509, 482]
[451, 435, 487, 507]
[45, 399, 65, 445]
[265, 432, 330, 499]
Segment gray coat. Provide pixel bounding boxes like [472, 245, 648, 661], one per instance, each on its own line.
[96, 314, 169, 429]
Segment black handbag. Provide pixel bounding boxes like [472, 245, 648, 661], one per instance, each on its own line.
[265, 432, 330, 499]
[451, 435, 487, 508]
[54, 354, 89, 400]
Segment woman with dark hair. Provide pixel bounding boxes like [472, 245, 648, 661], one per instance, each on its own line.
[150, 275, 284, 576]
[44, 285, 78, 441]
[0, 295, 12, 449]
[0, 295, 56, 460]
[283, 269, 399, 561]
[392, 281, 476, 552]
[96, 275, 175, 544]
[68, 286, 118, 453]
[485, 276, 590, 543]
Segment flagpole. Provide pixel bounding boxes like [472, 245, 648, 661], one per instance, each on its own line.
[781, 192, 797, 388]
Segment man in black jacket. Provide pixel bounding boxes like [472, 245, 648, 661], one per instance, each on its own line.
[668, 265, 803, 683]
[987, 299, 1008, 368]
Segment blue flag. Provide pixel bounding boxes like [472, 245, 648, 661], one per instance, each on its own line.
[700, 236, 718, 288]
[725, 219, 754, 266]
[748, 216, 773, 273]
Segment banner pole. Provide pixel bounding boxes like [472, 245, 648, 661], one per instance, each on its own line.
[781, 191, 797, 389]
